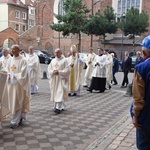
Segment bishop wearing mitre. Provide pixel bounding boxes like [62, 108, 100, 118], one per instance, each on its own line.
[67, 45, 83, 96]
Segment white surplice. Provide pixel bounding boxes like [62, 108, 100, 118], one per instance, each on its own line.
[92, 54, 107, 78]
[47, 55, 70, 110]
[27, 53, 41, 93]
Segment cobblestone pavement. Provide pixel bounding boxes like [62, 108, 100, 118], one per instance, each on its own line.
[0, 65, 135, 150]
[87, 114, 136, 150]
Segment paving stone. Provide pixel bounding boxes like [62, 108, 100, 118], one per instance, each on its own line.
[0, 70, 135, 150]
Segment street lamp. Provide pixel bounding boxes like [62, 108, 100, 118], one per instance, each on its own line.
[121, 13, 126, 60]
[91, 0, 101, 47]
[58, 31, 60, 48]
[36, 37, 40, 48]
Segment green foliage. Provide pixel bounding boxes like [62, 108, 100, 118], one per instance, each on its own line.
[50, 0, 90, 36]
[123, 7, 149, 36]
[83, 6, 117, 40]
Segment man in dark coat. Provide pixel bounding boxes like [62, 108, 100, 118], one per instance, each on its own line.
[111, 53, 119, 85]
[135, 51, 143, 65]
[121, 51, 132, 88]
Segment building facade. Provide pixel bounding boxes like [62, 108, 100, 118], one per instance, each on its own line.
[0, 0, 150, 59]
[0, 0, 34, 48]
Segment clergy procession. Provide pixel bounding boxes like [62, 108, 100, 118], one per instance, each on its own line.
[0, 44, 114, 129]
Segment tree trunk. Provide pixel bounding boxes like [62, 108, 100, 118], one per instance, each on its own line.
[103, 35, 105, 48]
[78, 32, 81, 52]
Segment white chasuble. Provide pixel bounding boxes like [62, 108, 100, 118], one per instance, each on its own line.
[48, 56, 70, 103]
[84, 52, 96, 79]
[0, 61, 9, 121]
[6, 56, 30, 115]
[27, 54, 41, 86]
[0, 54, 12, 68]
[105, 53, 113, 81]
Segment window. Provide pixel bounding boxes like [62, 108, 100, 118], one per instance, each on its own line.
[131, 0, 135, 7]
[30, 7, 35, 15]
[127, 0, 131, 9]
[136, 0, 140, 7]
[58, 0, 65, 15]
[22, 25, 26, 32]
[29, 19, 35, 26]
[117, 0, 140, 15]
[15, 11, 20, 18]
[15, 24, 19, 31]
[22, 12, 27, 20]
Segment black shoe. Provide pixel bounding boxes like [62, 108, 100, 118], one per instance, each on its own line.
[113, 83, 118, 85]
[54, 109, 60, 114]
[86, 88, 92, 92]
[73, 93, 77, 96]
[68, 93, 71, 96]
[83, 85, 88, 88]
[10, 124, 18, 129]
[19, 118, 23, 125]
[121, 85, 127, 88]
[109, 85, 111, 89]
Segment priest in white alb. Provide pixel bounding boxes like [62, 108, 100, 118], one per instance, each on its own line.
[0, 47, 12, 68]
[6, 44, 30, 128]
[104, 49, 113, 90]
[0, 60, 8, 124]
[47, 48, 70, 114]
[83, 47, 96, 88]
[27, 46, 41, 94]
[68, 45, 83, 96]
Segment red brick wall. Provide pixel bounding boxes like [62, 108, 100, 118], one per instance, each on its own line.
[8, 4, 28, 35]
[1, 0, 149, 57]
[0, 28, 18, 45]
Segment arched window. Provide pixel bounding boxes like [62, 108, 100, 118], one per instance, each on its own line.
[58, 0, 64, 15]
[53, 0, 65, 23]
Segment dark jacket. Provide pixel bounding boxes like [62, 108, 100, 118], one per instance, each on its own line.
[113, 57, 119, 73]
[134, 57, 150, 128]
[121, 56, 132, 72]
[135, 56, 143, 66]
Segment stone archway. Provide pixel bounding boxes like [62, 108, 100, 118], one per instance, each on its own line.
[0, 27, 18, 48]
[3, 38, 15, 48]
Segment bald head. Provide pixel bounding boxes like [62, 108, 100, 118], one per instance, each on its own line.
[11, 45, 20, 57]
[55, 48, 62, 58]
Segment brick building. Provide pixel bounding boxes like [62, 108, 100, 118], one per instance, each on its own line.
[0, 0, 150, 59]
[0, 0, 35, 48]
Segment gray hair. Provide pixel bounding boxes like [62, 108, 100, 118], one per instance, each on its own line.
[142, 47, 150, 51]
[28, 46, 34, 50]
[3, 47, 10, 51]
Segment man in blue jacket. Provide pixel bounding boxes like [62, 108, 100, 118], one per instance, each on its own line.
[132, 35, 150, 149]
